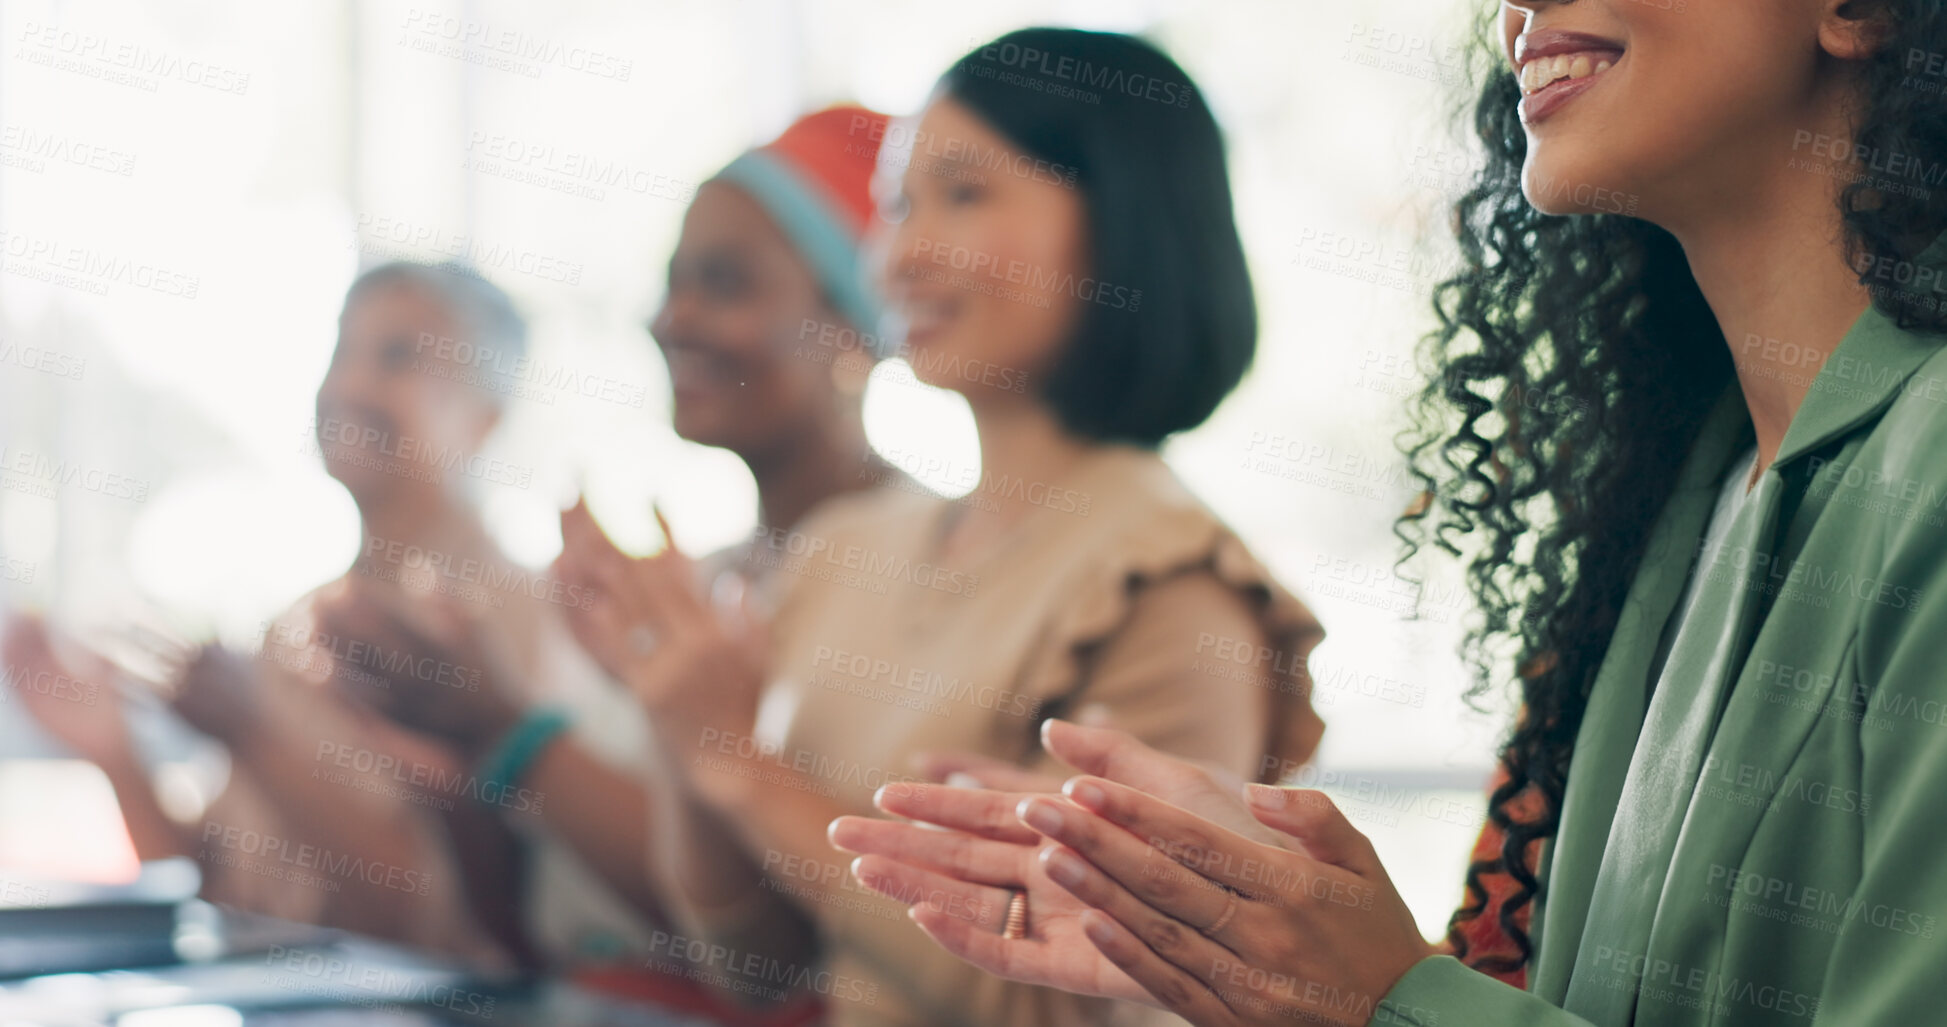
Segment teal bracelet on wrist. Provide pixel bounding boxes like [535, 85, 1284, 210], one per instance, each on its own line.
[475, 708, 572, 798]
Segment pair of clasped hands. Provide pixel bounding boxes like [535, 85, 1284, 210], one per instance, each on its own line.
[832, 718, 1437, 1027]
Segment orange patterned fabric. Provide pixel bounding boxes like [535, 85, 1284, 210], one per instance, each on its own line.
[1449, 768, 1545, 989]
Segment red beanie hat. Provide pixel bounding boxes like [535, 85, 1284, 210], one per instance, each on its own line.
[713, 106, 892, 339]
[756, 105, 890, 234]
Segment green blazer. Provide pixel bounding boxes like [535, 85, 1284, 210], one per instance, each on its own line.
[1379, 302, 1947, 1026]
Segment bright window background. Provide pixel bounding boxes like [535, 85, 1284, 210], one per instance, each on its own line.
[0, 0, 1512, 936]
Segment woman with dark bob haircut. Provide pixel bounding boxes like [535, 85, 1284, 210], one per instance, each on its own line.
[837, 1, 1947, 1024]
[556, 25, 1330, 1027]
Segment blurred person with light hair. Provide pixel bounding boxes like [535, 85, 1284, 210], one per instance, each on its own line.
[2, 260, 660, 970]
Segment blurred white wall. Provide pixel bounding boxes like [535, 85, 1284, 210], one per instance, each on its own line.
[0, 0, 1509, 934]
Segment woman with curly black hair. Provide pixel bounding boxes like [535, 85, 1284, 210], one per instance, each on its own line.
[832, 1, 1947, 1023]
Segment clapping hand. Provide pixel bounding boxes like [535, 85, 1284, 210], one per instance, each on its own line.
[310, 581, 525, 763]
[831, 720, 1430, 1024]
[555, 498, 767, 800]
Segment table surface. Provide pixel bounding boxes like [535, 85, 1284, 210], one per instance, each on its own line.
[0, 895, 722, 1027]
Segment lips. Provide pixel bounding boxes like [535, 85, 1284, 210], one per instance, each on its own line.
[318, 404, 394, 451]
[662, 346, 740, 392]
[1513, 29, 1624, 123]
[896, 290, 962, 347]
[1518, 51, 1615, 94]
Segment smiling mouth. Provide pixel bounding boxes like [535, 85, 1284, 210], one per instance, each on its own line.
[899, 293, 962, 344]
[1519, 50, 1619, 95]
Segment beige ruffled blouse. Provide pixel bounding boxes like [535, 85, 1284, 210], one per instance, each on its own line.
[677, 444, 1325, 1027]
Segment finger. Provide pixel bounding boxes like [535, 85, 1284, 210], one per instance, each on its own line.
[908, 902, 1037, 988]
[627, 548, 710, 634]
[874, 781, 1041, 845]
[560, 501, 645, 602]
[1077, 909, 1240, 1024]
[581, 547, 661, 634]
[111, 620, 195, 674]
[912, 751, 1067, 793]
[1063, 777, 1305, 892]
[650, 501, 681, 555]
[561, 496, 625, 560]
[848, 854, 1008, 932]
[1040, 718, 1207, 796]
[1245, 786, 1384, 877]
[713, 574, 771, 653]
[581, 584, 642, 652]
[828, 816, 1028, 887]
[1018, 794, 1241, 933]
[1040, 842, 1249, 962]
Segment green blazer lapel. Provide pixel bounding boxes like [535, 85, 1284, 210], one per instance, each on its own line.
[1531, 386, 1753, 1004]
[1773, 305, 1946, 471]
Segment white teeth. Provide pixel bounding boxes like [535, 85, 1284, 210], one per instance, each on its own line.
[1521, 51, 1617, 94]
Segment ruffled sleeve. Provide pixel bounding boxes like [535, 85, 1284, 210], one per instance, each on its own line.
[1015, 500, 1326, 781]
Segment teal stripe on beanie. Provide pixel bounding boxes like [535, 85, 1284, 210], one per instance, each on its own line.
[714, 150, 889, 356]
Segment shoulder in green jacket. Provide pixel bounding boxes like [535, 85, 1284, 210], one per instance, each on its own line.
[1382, 304, 1947, 1027]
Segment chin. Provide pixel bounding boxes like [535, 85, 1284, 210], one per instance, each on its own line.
[1522, 152, 1645, 219]
[674, 413, 742, 450]
[670, 418, 715, 447]
[898, 327, 975, 389]
[326, 464, 389, 507]
[906, 362, 963, 395]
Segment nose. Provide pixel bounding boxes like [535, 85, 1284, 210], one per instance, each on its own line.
[315, 345, 366, 413]
[881, 208, 937, 296]
[648, 289, 692, 350]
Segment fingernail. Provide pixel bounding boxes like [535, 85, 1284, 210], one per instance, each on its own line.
[1082, 912, 1118, 947]
[1044, 847, 1087, 888]
[1246, 783, 1289, 810]
[945, 772, 982, 790]
[1076, 703, 1112, 726]
[1019, 798, 1064, 836]
[875, 783, 910, 807]
[1064, 778, 1107, 812]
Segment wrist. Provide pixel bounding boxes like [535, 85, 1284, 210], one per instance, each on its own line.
[472, 707, 572, 800]
[455, 694, 529, 766]
[679, 738, 764, 814]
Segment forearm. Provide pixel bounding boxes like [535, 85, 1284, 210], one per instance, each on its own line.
[524, 735, 670, 928]
[650, 752, 823, 966]
[99, 756, 192, 860]
[220, 719, 456, 938]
